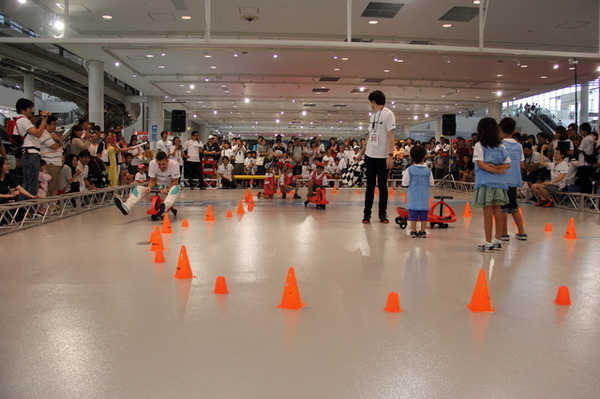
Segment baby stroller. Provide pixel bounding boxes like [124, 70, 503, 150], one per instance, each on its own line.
[395, 195, 457, 229]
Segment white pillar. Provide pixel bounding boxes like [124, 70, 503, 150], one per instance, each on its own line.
[23, 74, 35, 101]
[580, 82, 589, 123]
[148, 96, 164, 149]
[435, 118, 443, 140]
[487, 101, 502, 122]
[88, 60, 104, 130]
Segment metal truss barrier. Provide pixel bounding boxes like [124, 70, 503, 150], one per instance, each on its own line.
[433, 179, 600, 214]
[0, 186, 133, 236]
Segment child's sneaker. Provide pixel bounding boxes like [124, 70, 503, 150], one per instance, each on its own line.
[535, 199, 549, 207]
[293, 194, 301, 199]
[515, 233, 528, 241]
[282, 193, 287, 199]
[418, 231, 427, 238]
[543, 200, 555, 208]
[410, 231, 419, 238]
[492, 239, 503, 250]
[477, 243, 494, 252]
[156, 203, 166, 218]
[257, 192, 263, 199]
[500, 235, 510, 241]
[114, 197, 129, 215]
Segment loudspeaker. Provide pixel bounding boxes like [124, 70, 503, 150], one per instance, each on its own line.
[442, 114, 456, 136]
[171, 110, 186, 132]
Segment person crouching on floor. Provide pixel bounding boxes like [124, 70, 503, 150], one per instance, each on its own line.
[279, 163, 301, 199]
[307, 162, 328, 197]
[257, 163, 277, 199]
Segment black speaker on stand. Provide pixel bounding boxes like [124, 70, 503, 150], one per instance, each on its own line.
[442, 114, 456, 136]
[171, 110, 186, 133]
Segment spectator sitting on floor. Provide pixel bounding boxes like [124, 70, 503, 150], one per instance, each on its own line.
[218, 156, 237, 189]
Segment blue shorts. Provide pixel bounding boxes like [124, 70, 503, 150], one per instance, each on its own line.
[409, 210, 429, 222]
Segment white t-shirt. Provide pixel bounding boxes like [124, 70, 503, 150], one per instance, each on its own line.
[156, 139, 172, 156]
[221, 148, 234, 159]
[548, 160, 569, 189]
[184, 140, 203, 162]
[76, 161, 89, 191]
[148, 159, 180, 187]
[232, 145, 246, 163]
[135, 172, 147, 183]
[525, 151, 541, 165]
[366, 107, 396, 158]
[217, 163, 234, 179]
[39, 131, 63, 166]
[16, 116, 41, 154]
[579, 135, 595, 165]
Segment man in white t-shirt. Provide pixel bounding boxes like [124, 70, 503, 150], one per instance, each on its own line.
[532, 147, 569, 207]
[13, 98, 50, 196]
[156, 131, 172, 157]
[115, 151, 181, 217]
[577, 122, 595, 193]
[183, 130, 205, 189]
[358, 90, 396, 223]
[217, 156, 237, 189]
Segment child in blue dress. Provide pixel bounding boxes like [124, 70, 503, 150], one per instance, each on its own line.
[472, 117, 511, 252]
[402, 145, 434, 238]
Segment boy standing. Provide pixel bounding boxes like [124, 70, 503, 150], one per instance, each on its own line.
[402, 145, 434, 238]
[498, 117, 527, 240]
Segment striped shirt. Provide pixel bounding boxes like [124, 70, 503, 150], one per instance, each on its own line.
[39, 131, 63, 166]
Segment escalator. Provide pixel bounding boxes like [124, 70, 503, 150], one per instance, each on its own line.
[523, 107, 562, 135]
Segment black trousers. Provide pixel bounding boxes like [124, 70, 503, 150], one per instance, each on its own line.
[364, 156, 389, 218]
[185, 160, 204, 186]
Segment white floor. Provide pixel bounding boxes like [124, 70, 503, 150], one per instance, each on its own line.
[1, 188, 599, 399]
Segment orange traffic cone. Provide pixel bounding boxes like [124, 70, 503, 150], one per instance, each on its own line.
[389, 186, 395, 196]
[205, 204, 216, 221]
[544, 223, 553, 232]
[248, 203, 255, 212]
[467, 269, 495, 312]
[181, 218, 189, 228]
[248, 193, 255, 206]
[244, 188, 252, 203]
[277, 267, 305, 310]
[463, 202, 472, 217]
[400, 190, 406, 198]
[154, 250, 166, 263]
[554, 286, 571, 306]
[213, 276, 229, 294]
[375, 187, 379, 195]
[332, 186, 338, 194]
[149, 226, 160, 243]
[384, 292, 402, 313]
[564, 218, 577, 240]
[356, 189, 361, 195]
[236, 200, 245, 215]
[150, 229, 165, 252]
[226, 210, 233, 218]
[162, 213, 173, 234]
[173, 245, 195, 279]
[429, 197, 434, 208]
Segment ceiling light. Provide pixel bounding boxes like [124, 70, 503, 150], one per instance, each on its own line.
[273, 54, 278, 59]
[596, 66, 600, 72]
[213, 110, 218, 115]
[204, 78, 209, 82]
[233, 53, 239, 57]
[114, 62, 120, 67]
[186, 91, 191, 93]
[333, 56, 338, 60]
[210, 66, 217, 69]
[193, 114, 197, 118]
[413, 115, 418, 120]
[179, 84, 185, 87]
[334, 68, 340, 71]
[53, 20, 65, 31]
[244, 98, 250, 103]
[569, 67, 575, 70]
[475, 96, 480, 99]
[473, 0, 481, 4]
[394, 58, 404, 63]
[341, 57, 349, 61]
[359, 86, 366, 92]
[146, 54, 154, 58]
[302, 111, 307, 116]
[18, 0, 26, 4]
[554, 64, 560, 69]
[158, 65, 166, 69]
[496, 74, 503, 77]
[540, 76, 547, 79]
[102, 15, 113, 20]
[520, 64, 528, 68]
[190, 84, 195, 90]
[181, 16, 192, 20]
[368, 20, 378, 25]
[442, 24, 452, 28]
[383, 69, 390, 73]
[276, 119, 280, 123]
[204, 53, 211, 58]
[496, 91, 503, 96]
[424, 113, 430, 118]
[132, 74, 137, 78]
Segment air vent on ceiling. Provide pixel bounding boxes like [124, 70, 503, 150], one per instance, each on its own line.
[290, 120, 301, 124]
[409, 40, 433, 45]
[127, 55, 148, 60]
[438, 6, 479, 22]
[333, 104, 347, 108]
[319, 77, 340, 82]
[303, 103, 317, 107]
[344, 38, 374, 43]
[351, 89, 370, 94]
[556, 21, 589, 29]
[361, 2, 404, 18]
[363, 78, 384, 83]
[170, 0, 187, 11]
[148, 13, 177, 22]
[312, 88, 330, 93]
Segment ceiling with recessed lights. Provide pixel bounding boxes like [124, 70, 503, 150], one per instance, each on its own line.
[0, 0, 599, 137]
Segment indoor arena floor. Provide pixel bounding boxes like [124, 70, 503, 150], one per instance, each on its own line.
[1, 188, 599, 399]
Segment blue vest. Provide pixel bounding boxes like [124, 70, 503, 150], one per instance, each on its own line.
[474, 145, 510, 190]
[407, 165, 431, 211]
[502, 139, 524, 187]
